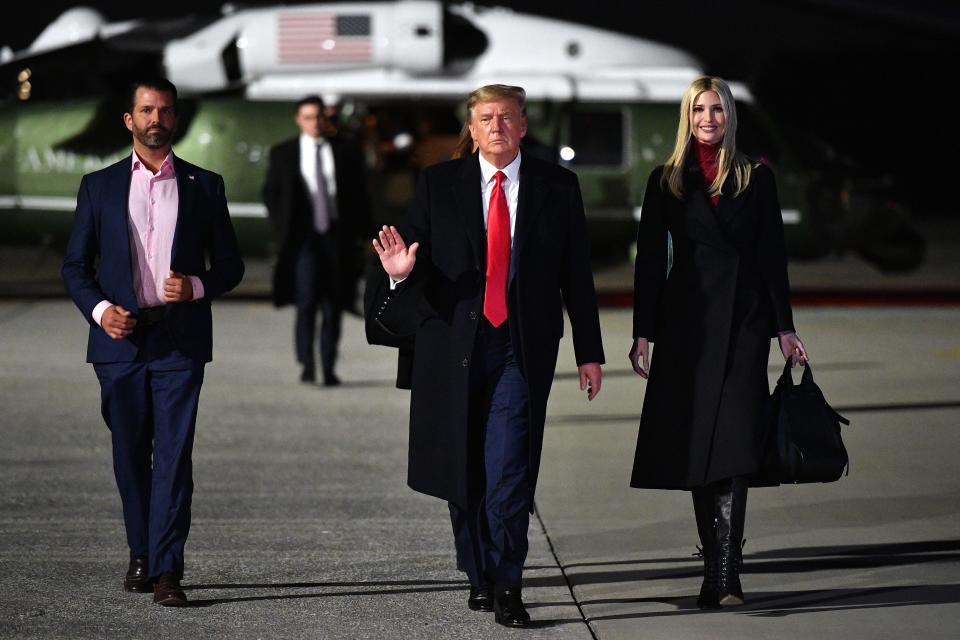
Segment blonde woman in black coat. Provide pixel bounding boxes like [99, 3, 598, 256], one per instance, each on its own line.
[628, 76, 808, 608]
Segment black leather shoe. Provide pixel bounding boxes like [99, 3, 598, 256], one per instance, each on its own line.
[323, 372, 341, 387]
[467, 585, 493, 612]
[153, 574, 188, 607]
[494, 586, 530, 627]
[123, 555, 152, 593]
[301, 366, 316, 383]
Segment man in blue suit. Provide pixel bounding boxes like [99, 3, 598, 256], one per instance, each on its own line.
[62, 78, 244, 606]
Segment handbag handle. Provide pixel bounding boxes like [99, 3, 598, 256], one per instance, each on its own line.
[778, 359, 850, 428]
[777, 359, 814, 387]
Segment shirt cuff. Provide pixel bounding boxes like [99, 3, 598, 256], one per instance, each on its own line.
[92, 300, 113, 327]
[189, 276, 205, 301]
[389, 276, 407, 291]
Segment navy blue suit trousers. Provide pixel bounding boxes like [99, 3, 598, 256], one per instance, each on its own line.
[449, 320, 531, 588]
[93, 322, 204, 578]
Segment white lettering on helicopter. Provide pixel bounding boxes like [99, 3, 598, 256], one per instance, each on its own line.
[20, 147, 125, 175]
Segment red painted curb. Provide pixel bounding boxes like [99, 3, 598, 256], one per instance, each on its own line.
[598, 291, 960, 307]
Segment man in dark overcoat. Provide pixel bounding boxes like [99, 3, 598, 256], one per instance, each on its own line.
[262, 95, 372, 385]
[370, 84, 604, 627]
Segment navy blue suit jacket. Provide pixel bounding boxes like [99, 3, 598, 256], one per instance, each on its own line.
[62, 154, 244, 363]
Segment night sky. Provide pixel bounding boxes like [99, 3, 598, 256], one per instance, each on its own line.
[3, 1, 956, 216]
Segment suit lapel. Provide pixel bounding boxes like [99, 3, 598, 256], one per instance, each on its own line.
[171, 156, 197, 267]
[100, 158, 138, 311]
[513, 154, 545, 273]
[453, 153, 485, 271]
[683, 162, 737, 254]
[714, 170, 748, 229]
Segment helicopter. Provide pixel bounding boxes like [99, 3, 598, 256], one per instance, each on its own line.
[0, 1, 923, 271]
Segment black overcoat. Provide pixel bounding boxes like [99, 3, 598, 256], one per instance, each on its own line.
[373, 152, 605, 510]
[630, 160, 795, 489]
[261, 136, 373, 307]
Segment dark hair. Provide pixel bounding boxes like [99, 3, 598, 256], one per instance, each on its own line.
[295, 94, 325, 113]
[127, 78, 178, 114]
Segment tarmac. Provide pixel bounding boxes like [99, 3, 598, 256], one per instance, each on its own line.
[1, 294, 959, 639]
[2, 219, 959, 301]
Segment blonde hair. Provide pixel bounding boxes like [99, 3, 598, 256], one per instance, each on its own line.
[452, 84, 527, 159]
[662, 76, 753, 200]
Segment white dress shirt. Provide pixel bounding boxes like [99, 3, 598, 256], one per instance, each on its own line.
[478, 150, 521, 244]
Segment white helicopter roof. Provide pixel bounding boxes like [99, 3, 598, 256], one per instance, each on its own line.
[3, 1, 753, 104]
[161, 1, 753, 103]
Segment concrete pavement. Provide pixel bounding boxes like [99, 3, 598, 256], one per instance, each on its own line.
[1, 301, 958, 638]
[539, 308, 960, 640]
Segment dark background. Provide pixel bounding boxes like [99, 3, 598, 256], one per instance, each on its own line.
[3, 0, 956, 217]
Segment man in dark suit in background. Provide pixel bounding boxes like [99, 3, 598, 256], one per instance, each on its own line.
[371, 84, 604, 627]
[262, 95, 372, 386]
[62, 78, 244, 606]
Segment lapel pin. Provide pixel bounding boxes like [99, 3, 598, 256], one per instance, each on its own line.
[188, 174, 195, 181]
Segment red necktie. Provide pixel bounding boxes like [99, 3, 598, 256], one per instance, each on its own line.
[484, 171, 510, 327]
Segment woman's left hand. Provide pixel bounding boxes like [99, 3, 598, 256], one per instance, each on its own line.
[778, 331, 808, 367]
[629, 337, 650, 379]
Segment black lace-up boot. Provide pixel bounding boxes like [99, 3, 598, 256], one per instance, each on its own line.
[692, 487, 720, 609]
[714, 476, 748, 606]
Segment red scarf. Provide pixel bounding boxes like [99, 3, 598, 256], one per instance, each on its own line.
[693, 140, 721, 207]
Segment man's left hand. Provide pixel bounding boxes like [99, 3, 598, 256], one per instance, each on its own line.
[163, 271, 194, 303]
[578, 362, 603, 401]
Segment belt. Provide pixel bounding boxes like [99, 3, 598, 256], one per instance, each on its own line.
[138, 306, 166, 326]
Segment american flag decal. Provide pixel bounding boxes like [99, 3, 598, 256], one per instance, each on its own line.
[277, 13, 373, 64]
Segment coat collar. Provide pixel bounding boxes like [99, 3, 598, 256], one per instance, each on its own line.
[682, 153, 738, 254]
[514, 152, 546, 265]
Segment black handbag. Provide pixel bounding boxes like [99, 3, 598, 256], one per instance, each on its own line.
[760, 361, 850, 484]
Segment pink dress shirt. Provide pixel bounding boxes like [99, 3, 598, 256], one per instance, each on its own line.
[92, 151, 204, 326]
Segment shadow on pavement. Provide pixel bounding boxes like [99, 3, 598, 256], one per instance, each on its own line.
[181, 577, 583, 622]
[585, 584, 960, 620]
[182, 581, 466, 607]
[560, 539, 960, 587]
[184, 578, 467, 590]
[563, 540, 960, 619]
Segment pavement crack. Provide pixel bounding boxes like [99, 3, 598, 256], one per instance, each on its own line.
[533, 502, 600, 640]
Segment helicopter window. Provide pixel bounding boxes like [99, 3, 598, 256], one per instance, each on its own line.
[566, 109, 625, 167]
[442, 10, 489, 68]
[221, 37, 242, 83]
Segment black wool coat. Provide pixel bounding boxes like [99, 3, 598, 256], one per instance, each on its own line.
[372, 152, 605, 510]
[630, 160, 795, 490]
[261, 136, 373, 308]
